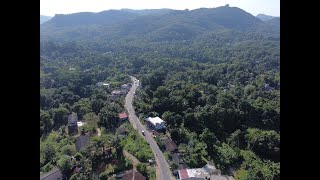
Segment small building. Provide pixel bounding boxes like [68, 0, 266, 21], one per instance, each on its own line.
[163, 138, 178, 152]
[97, 82, 110, 88]
[122, 170, 146, 180]
[121, 84, 131, 91]
[68, 113, 78, 136]
[75, 134, 89, 152]
[172, 153, 187, 169]
[111, 90, 127, 100]
[40, 167, 65, 180]
[177, 164, 234, 180]
[178, 168, 190, 180]
[178, 168, 210, 180]
[178, 163, 189, 170]
[145, 117, 165, 131]
[209, 175, 234, 180]
[202, 164, 218, 175]
[118, 112, 128, 122]
[111, 90, 127, 95]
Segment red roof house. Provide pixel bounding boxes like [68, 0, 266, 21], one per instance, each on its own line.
[118, 112, 128, 122]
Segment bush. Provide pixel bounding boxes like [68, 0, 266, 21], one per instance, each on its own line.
[114, 158, 132, 173]
[61, 144, 76, 156]
[99, 171, 109, 180]
[57, 156, 72, 172]
[146, 167, 156, 180]
[41, 162, 54, 173]
[137, 163, 147, 176]
[171, 162, 178, 170]
[234, 168, 248, 180]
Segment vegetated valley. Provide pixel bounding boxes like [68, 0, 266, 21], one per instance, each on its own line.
[40, 5, 279, 180]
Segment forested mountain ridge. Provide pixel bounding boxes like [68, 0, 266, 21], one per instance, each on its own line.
[43, 10, 138, 27]
[40, 5, 278, 42]
[40, 5, 279, 72]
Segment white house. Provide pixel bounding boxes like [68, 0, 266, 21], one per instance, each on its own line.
[177, 163, 234, 180]
[97, 82, 110, 88]
[145, 117, 165, 131]
[178, 168, 210, 180]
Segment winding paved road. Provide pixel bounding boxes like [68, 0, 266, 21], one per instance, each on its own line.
[125, 76, 173, 180]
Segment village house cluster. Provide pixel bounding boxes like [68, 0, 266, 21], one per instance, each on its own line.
[41, 104, 131, 180]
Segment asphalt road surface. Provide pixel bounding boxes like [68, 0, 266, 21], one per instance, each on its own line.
[125, 76, 172, 180]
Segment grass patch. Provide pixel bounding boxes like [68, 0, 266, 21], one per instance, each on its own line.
[121, 124, 154, 163]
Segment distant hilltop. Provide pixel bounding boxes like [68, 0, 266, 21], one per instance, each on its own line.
[40, 15, 52, 24]
[256, 13, 279, 21]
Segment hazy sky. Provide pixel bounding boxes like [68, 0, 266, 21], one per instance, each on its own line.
[40, 0, 280, 17]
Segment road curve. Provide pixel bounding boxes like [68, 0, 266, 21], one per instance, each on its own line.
[125, 76, 172, 180]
